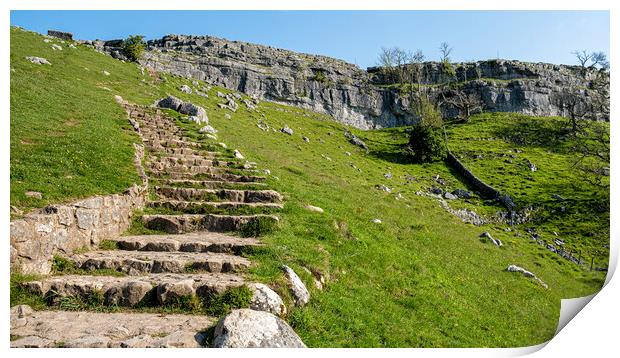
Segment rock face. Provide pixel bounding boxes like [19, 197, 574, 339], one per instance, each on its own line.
[213, 309, 305, 348]
[93, 34, 609, 129]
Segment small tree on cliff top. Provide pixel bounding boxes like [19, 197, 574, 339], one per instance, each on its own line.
[122, 35, 146, 62]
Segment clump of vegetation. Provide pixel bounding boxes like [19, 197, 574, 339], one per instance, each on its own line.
[122, 35, 146, 62]
[240, 216, 278, 237]
[98, 240, 118, 250]
[405, 97, 447, 163]
[204, 285, 253, 316]
[312, 70, 328, 83]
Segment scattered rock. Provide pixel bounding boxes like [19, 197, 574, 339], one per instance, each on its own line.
[551, 194, 565, 201]
[11, 305, 34, 319]
[282, 265, 309, 307]
[51, 44, 62, 51]
[480, 231, 503, 246]
[281, 126, 294, 135]
[452, 188, 472, 199]
[304, 205, 324, 213]
[188, 115, 208, 125]
[506, 265, 548, 289]
[234, 150, 244, 159]
[179, 85, 192, 94]
[526, 159, 537, 172]
[345, 151, 351, 156]
[372, 218, 382, 224]
[263, 169, 271, 175]
[25, 191, 43, 199]
[444, 192, 458, 200]
[303, 136, 310, 143]
[25, 56, 51, 65]
[376, 184, 391, 193]
[198, 125, 217, 135]
[224, 113, 232, 119]
[384, 172, 392, 179]
[430, 187, 443, 195]
[248, 283, 286, 316]
[103, 70, 110, 76]
[212, 309, 305, 348]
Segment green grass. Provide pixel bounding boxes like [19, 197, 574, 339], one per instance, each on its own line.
[10, 27, 608, 348]
[446, 113, 609, 264]
[10, 27, 142, 213]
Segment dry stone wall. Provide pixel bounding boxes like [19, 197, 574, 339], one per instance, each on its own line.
[10, 130, 148, 275]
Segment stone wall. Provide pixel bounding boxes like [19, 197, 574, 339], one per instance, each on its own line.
[91, 34, 609, 129]
[10, 184, 148, 274]
[10, 115, 148, 274]
[446, 152, 500, 199]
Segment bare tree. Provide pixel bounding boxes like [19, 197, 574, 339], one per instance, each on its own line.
[377, 46, 409, 84]
[440, 89, 483, 122]
[591, 51, 610, 70]
[439, 42, 453, 63]
[572, 50, 609, 70]
[407, 49, 425, 91]
[572, 50, 593, 68]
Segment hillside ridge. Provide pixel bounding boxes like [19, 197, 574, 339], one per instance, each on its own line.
[89, 33, 609, 129]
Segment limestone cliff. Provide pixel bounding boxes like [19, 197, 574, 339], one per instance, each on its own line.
[90, 34, 609, 129]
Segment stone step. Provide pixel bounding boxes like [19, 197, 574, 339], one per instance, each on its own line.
[147, 163, 257, 175]
[22, 272, 245, 307]
[154, 186, 283, 203]
[144, 139, 203, 149]
[142, 213, 279, 234]
[112, 232, 260, 254]
[147, 156, 237, 168]
[158, 179, 268, 189]
[148, 200, 284, 213]
[68, 250, 251, 275]
[152, 147, 224, 158]
[150, 170, 266, 182]
[11, 309, 213, 347]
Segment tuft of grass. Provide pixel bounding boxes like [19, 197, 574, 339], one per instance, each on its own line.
[98, 240, 119, 250]
[204, 285, 253, 316]
[50, 255, 125, 277]
[240, 216, 279, 237]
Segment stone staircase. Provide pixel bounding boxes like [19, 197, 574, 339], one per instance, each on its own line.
[11, 103, 284, 348]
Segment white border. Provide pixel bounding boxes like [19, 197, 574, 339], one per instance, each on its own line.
[3, 1, 617, 357]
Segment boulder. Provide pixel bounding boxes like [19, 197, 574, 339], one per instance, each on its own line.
[248, 283, 287, 316]
[281, 126, 294, 135]
[233, 150, 244, 159]
[213, 309, 305, 348]
[199, 125, 217, 135]
[444, 192, 458, 200]
[282, 265, 309, 307]
[506, 264, 548, 289]
[304, 205, 324, 213]
[25, 56, 51, 65]
[156, 95, 183, 111]
[25, 191, 43, 199]
[180, 85, 192, 94]
[480, 231, 502, 246]
[452, 188, 472, 199]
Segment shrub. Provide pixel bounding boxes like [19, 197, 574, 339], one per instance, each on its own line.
[205, 285, 253, 316]
[441, 60, 456, 78]
[312, 70, 327, 83]
[406, 96, 447, 163]
[122, 35, 146, 62]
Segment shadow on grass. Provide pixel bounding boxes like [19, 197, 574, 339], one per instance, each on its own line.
[490, 116, 570, 153]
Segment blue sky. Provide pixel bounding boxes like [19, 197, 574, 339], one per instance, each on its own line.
[10, 10, 609, 68]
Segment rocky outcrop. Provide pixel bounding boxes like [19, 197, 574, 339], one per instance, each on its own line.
[93, 34, 609, 129]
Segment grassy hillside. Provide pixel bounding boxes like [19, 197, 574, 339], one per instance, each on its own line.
[10, 27, 608, 347]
